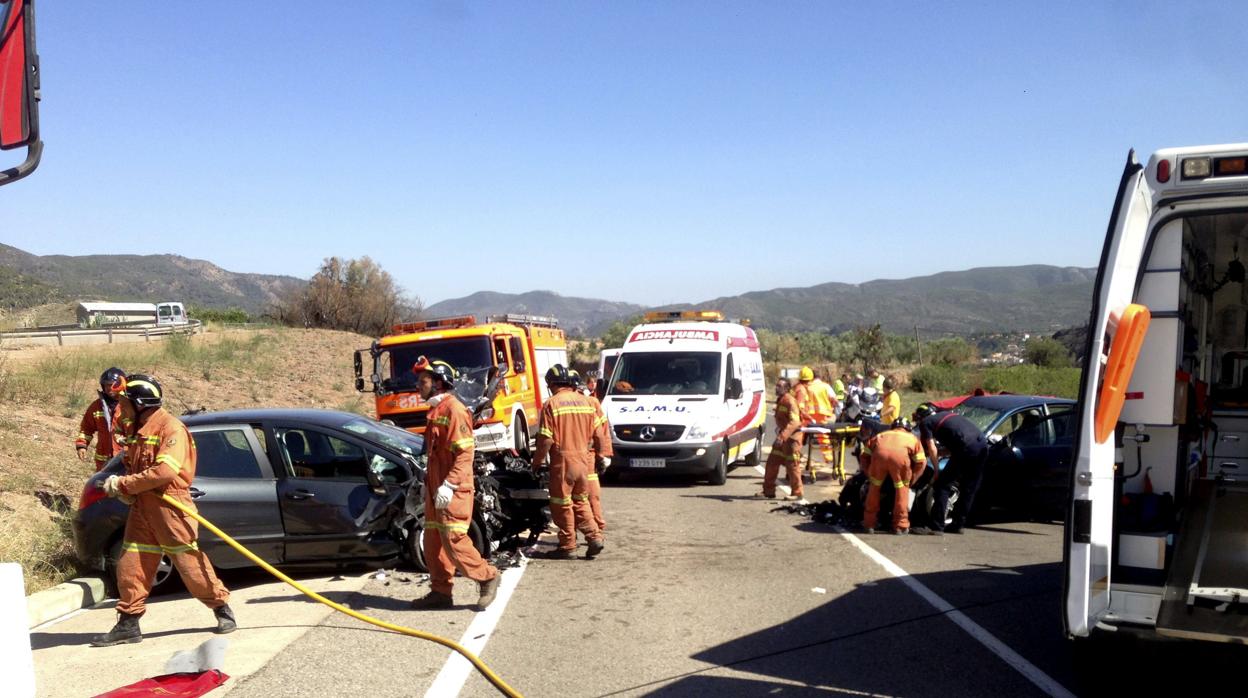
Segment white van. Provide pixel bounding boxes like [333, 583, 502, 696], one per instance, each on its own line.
[156, 301, 188, 326]
[1066, 144, 1248, 645]
[601, 311, 766, 485]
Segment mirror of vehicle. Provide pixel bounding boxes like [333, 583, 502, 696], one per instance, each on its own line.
[0, 0, 41, 186]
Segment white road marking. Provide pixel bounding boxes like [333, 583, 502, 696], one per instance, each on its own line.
[838, 529, 1076, 698]
[423, 561, 527, 698]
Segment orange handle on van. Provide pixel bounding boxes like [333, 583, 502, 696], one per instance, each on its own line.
[1095, 303, 1151, 443]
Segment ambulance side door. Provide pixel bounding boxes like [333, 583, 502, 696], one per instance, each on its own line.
[1064, 150, 1154, 638]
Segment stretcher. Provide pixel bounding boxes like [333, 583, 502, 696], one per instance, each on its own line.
[799, 423, 860, 485]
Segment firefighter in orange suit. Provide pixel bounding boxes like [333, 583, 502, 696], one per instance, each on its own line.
[531, 364, 606, 560]
[860, 421, 927, 534]
[759, 378, 807, 500]
[409, 358, 501, 610]
[91, 374, 234, 647]
[807, 369, 838, 463]
[572, 370, 612, 532]
[75, 367, 127, 472]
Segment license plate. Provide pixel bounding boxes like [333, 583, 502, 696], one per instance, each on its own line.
[631, 458, 666, 469]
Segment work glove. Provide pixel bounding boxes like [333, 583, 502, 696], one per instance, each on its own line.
[101, 475, 135, 504]
[600, 456, 611, 469]
[76, 446, 88, 461]
[434, 481, 456, 510]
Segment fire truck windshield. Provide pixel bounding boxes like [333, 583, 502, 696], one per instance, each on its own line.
[381, 337, 494, 393]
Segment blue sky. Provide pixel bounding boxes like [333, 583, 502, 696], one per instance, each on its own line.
[2, 1, 1245, 306]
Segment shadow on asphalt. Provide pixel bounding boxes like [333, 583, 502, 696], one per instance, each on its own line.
[245, 588, 416, 612]
[603, 468, 757, 489]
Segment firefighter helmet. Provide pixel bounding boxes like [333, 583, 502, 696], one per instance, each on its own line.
[568, 369, 585, 387]
[545, 364, 575, 387]
[123, 374, 163, 409]
[799, 366, 814, 382]
[913, 403, 935, 421]
[412, 357, 457, 387]
[99, 367, 127, 396]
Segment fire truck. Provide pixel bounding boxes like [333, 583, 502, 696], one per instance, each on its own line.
[354, 314, 569, 454]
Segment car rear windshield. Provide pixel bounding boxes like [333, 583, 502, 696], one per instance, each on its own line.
[608, 352, 721, 396]
[381, 337, 493, 392]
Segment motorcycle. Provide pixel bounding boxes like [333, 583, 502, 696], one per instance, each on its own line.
[841, 385, 883, 422]
[392, 365, 552, 572]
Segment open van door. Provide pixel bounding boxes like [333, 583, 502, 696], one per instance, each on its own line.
[0, 0, 41, 186]
[1064, 151, 1155, 637]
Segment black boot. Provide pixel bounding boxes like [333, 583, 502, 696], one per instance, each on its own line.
[90, 613, 142, 647]
[477, 576, 501, 610]
[410, 591, 454, 610]
[214, 604, 237, 634]
[585, 539, 605, 559]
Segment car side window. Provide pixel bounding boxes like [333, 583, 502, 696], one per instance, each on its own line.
[509, 337, 525, 373]
[276, 427, 370, 481]
[369, 452, 406, 484]
[194, 429, 264, 479]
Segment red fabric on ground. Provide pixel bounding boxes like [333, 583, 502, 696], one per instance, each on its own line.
[93, 670, 229, 698]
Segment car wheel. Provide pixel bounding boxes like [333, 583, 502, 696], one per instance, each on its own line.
[743, 427, 764, 467]
[513, 413, 531, 457]
[707, 443, 728, 486]
[107, 538, 178, 594]
[923, 484, 959, 527]
[405, 513, 490, 573]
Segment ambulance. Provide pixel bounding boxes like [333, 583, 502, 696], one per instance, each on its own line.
[601, 311, 766, 485]
[354, 314, 568, 455]
[1066, 144, 1248, 646]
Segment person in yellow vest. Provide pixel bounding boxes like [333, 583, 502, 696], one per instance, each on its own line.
[868, 368, 885, 392]
[880, 377, 902, 425]
[807, 370, 838, 463]
[832, 372, 849, 417]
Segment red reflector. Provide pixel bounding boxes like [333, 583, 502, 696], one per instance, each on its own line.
[79, 482, 107, 510]
[1156, 159, 1171, 183]
[1217, 157, 1247, 176]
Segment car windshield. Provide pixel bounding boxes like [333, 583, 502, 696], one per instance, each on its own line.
[608, 352, 721, 396]
[951, 403, 1006, 434]
[339, 417, 425, 456]
[380, 337, 493, 393]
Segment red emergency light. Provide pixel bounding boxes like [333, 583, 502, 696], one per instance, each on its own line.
[1156, 159, 1171, 183]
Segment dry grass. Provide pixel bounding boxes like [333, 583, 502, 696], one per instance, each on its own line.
[0, 327, 373, 594]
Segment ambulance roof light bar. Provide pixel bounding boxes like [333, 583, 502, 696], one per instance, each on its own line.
[487, 314, 560, 328]
[390, 315, 477, 335]
[643, 310, 725, 323]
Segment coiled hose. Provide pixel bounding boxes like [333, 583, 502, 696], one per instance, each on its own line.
[160, 493, 523, 698]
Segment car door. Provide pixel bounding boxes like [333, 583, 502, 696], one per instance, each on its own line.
[188, 424, 285, 567]
[270, 423, 405, 561]
[1009, 411, 1076, 511]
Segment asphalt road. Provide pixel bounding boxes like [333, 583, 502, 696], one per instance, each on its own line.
[32, 445, 1246, 696]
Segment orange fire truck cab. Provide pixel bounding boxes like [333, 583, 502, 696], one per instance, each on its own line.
[354, 314, 569, 455]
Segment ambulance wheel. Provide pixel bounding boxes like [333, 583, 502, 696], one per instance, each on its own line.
[405, 513, 489, 573]
[707, 443, 728, 486]
[743, 426, 764, 467]
[106, 537, 179, 595]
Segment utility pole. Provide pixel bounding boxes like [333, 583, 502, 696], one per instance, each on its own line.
[915, 325, 923, 366]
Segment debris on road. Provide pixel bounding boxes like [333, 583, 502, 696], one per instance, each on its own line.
[811, 587, 827, 594]
[770, 499, 849, 525]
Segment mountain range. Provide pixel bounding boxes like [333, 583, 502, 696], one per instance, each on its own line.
[0, 243, 304, 315]
[0, 243, 1094, 336]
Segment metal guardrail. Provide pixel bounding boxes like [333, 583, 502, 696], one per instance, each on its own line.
[0, 320, 204, 348]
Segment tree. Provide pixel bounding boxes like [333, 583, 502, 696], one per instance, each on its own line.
[849, 324, 888, 372]
[275, 256, 421, 336]
[925, 337, 977, 366]
[1024, 336, 1072, 368]
[599, 315, 643, 349]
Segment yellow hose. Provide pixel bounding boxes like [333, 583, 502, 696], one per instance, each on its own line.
[160, 493, 523, 698]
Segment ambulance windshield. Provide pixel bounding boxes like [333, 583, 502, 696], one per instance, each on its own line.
[609, 352, 721, 396]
